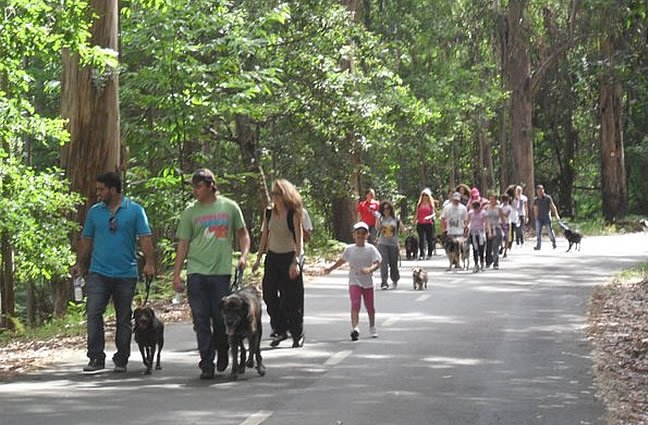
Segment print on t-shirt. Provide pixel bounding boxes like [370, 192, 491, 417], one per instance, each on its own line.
[196, 213, 230, 239]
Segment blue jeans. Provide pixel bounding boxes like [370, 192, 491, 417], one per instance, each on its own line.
[187, 274, 231, 371]
[535, 218, 556, 248]
[86, 273, 137, 366]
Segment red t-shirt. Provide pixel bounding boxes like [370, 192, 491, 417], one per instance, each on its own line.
[357, 200, 379, 226]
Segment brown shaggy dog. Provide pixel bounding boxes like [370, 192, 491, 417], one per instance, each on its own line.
[439, 232, 468, 271]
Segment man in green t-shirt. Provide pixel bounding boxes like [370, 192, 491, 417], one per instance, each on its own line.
[172, 169, 250, 379]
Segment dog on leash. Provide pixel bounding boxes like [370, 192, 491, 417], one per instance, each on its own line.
[133, 306, 164, 375]
[405, 234, 419, 260]
[220, 286, 266, 381]
[564, 228, 582, 252]
[557, 220, 582, 252]
[412, 267, 428, 290]
[439, 232, 467, 271]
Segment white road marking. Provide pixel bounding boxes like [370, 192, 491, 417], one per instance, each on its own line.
[416, 294, 431, 302]
[324, 350, 352, 367]
[382, 317, 399, 327]
[239, 410, 273, 425]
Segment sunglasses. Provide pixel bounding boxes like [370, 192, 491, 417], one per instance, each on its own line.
[108, 216, 117, 233]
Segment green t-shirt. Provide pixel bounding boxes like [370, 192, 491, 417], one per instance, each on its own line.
[176, 196, 245, 275]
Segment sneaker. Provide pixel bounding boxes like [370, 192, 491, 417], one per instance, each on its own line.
[380, 282, 389, 290]
[350, 328, 359, 341]
[533, 246, 541, 250]
[269, 331, 278, 339]
[216, 349, 229, 372]
[292, 334, 305, 348]
[370, 327, 378, 338]
[83, 359, 105, 372]
[480, 263, 485, 271]
[493, 264, 499, 270]
[200, 367, 215, 380]
[473, 265, 479, 273]
[552, 242, 557, 249]
[270, 332, 288, 347]
[113, 365, 127, 373]
[391, 282, 398, 289]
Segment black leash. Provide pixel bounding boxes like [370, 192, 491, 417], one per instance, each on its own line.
[143, 275, 153, 305]
[232, 266, 244, 292]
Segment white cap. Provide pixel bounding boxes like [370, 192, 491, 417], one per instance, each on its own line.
[452, 192, 461, 200]
[353, 221, 369, 231]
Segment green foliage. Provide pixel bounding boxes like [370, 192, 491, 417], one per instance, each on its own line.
[0, 158, 81, 281]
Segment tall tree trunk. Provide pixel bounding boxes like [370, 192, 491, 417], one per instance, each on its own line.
[599, 37, 627, 223]
[0, 234, 15, 329]
[329, 0, 364, 242]
[503, 1, 535, 201]
[61, 0, 121, 222]
[234, 115, 270, 250]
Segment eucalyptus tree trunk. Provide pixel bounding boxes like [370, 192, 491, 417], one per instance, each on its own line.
[234, 114, 270, 250]
[61, 0, 121, 223]
[599, 37, 627, 222]
[500, 0, 535, 203]
[329, 0, 364, 243]
[0, 234, 15, 329]
[60, 0, 120, 315]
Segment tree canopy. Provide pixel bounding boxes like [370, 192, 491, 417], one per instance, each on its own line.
[1, 0, 646, 326]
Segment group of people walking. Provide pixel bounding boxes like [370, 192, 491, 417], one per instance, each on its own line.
[72, 170, 308, 379]
[70, 169, 562, 376]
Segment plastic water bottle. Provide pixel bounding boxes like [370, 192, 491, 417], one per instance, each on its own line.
[73, 275, 85, 302]
[172, 291, 184, 305]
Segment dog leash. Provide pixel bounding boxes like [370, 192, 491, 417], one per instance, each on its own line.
[143, 275, 153, 305]
[232, 265, 244, 292]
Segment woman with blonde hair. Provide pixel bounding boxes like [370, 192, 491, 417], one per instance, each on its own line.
[253, 179, 305, 348]
[414, 188, 436, 260]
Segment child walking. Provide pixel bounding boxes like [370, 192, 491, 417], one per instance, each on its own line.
[323, 222, 382, 341]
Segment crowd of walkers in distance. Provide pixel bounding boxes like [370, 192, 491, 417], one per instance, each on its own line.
[359, 183, 561, 286]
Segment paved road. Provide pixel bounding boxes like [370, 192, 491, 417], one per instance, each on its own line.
[1, 233, 647, 425]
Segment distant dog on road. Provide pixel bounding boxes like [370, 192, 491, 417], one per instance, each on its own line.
[412, 267, 428, 290]
[557, 220, 582, 252]
[405, 234, 419, 260]
[133, 306, 164, 375]
[220, 286, 266, 381]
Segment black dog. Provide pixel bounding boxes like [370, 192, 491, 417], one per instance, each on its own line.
[564, 229, 582, 252]
[133, 306, 164, 375]
[557, 220, 582, 252]
[405, 234, 419, 260]
[220, 286, 266, 381]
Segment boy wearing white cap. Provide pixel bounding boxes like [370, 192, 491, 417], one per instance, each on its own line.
[323, 222, 382, 341]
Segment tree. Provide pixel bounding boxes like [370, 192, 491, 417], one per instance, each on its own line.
[495, 0, 580, 207]
[61, 0, 121, 222]
[1, 0, 97, 327]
